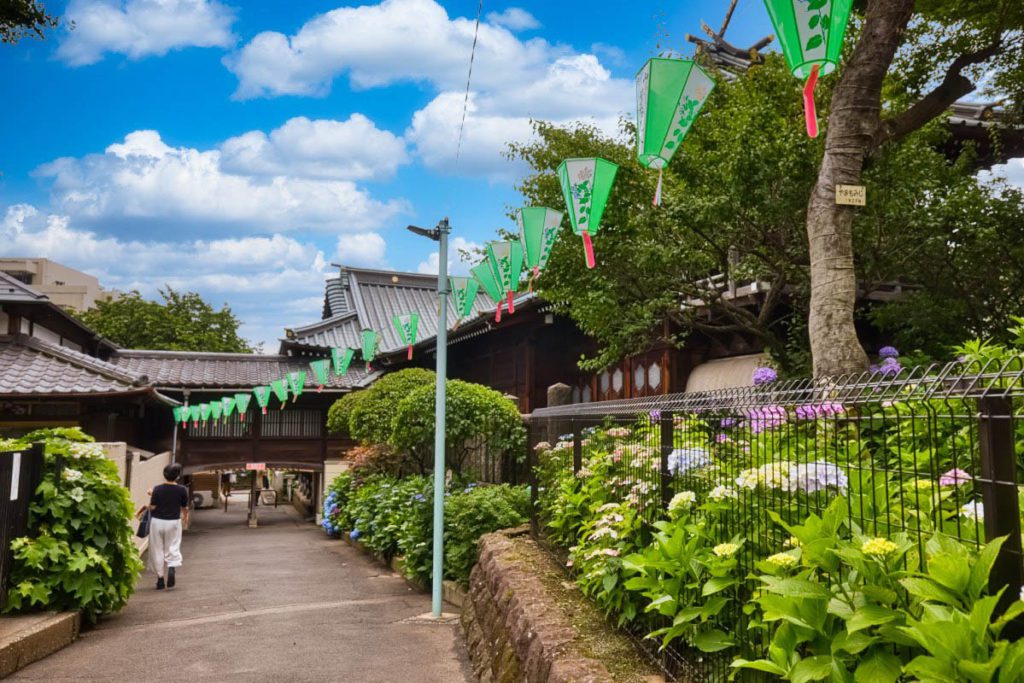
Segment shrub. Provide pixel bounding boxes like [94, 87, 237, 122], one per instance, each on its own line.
[346, 474, 429, 558]
[326, 391, 368, 437]
[348, 368, 435, 446]
[390, 379, 526, 474]
[1, 428, 143, 622]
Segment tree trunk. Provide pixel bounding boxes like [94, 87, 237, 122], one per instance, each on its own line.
[806, 0, 914, 377]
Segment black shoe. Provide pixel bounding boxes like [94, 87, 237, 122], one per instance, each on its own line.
[156, 577, 165, 590]
[167, 567, 176, 588]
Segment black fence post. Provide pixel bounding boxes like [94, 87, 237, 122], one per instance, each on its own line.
[572, 419, 582, 475]
[1, 443, 44, 607]
[660, 411, 674, 510]
[977, 396, 1023, 620]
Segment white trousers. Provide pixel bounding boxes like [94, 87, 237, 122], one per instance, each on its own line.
[149, 517, 183, 578]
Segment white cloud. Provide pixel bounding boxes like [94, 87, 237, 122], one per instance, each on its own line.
[486, 8, 539, 31]
[224, 0, 632, 176]
[336, 232, 389, 268]
[36, 129, 407, 233]
[1, 204, 334, 350]
[57, 0, 236, 66]
[416, 236, 482, 276]
[220, 115, 408, 181]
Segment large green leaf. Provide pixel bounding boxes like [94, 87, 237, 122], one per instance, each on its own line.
[854, 648, 903, 683]
[791, 655, 835, 683]
[692, 629, 734, 653]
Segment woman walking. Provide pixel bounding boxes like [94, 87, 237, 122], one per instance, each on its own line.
[149, 463, 189, 590]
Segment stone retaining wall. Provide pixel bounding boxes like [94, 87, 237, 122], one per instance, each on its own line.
[462, 527, 662, 683]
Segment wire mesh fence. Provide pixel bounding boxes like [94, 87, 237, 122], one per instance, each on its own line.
[526, 358, 1024, 681]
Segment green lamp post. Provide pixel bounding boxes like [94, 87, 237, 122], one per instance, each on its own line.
[636, 57, 715, 205]
[516, 207, 562, 290]
[557, 158, 618, 269]
[762, 0, 854, 137]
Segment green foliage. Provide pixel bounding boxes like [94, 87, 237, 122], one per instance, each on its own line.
[321, 472, 529, 586]
[77, 288, 254, 352]
[0, 428, 143, 622]
[390, 379, 526, 474]
[326, 390, 368, 437]
[1, 0, 58, 44]
[348, 368, 435, 446]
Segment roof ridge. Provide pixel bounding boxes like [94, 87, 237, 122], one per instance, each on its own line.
[289, 311, 359, 335]
[113, 349, 287, 360]
[16, 334, 147, 386]
[0, 270, 48, 301]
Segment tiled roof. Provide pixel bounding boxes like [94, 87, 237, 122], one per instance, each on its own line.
[0, 271, 48, 304]
[0, 334, 148, 395]
[283, 266, 494, 354]
[109, 348, 377, 391]
[322, 277, 351, 318]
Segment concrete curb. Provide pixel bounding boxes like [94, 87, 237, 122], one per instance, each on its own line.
[0, 611, 81, 678]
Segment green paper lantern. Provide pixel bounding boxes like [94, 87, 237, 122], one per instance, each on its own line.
[199, 403, 211, 423]
[485, 241, 524, 314]
[517, 207, 563, 290]
[234, 393, 251, 421]
[636, 57, 715, 204]
[310, 359, 331, 391]
[392, 313, 420, 360]
[288, 371, 306, 402]
[471, 261, 505, 323]
[210, 401, 223, 422]
[449, 276, 479, 323]
[253, 386, 272, 415]
[331, 348, 356, 376]
[188, 405, 201, 427]
[173, 406, 187, 428]
[271, 378, 289, 408]
[361, 329, 378, 372]
[557, 157, 619, 269]
[763, 0, 853, 137]
[222, 396, 237, 419]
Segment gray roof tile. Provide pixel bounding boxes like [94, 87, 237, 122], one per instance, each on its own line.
[0, 335, 145, 395]
[0, 271, 48, 304]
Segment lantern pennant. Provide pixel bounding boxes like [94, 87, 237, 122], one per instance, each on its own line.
[199, 403, 212, 424]
[331, 347, 356, 376]
[270, 378, 289, 409]
[392, 313, 420, 360]
[449, 276, 480, 324]
[253, 386, 273, 415]
[222, 396, 237, 419]
[471, 260, 504, 323]
[636, 57, 715, 205]
[517, 207, 563, 291]
[557, 158, 619, 268]
[210, 400, 223, 423]
[173, 406, 187, 430]
[361, 329, 378, 372]
[309, 359, 331, 392]
[485, 241, 524, 315]
[189, 404, 202, 428]
[234, 392, 251, 421]
[288, 371, 306, 403]
[762, 0, 853, 138]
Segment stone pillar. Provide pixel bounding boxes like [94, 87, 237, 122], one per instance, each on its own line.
[546, 383, 572, 444]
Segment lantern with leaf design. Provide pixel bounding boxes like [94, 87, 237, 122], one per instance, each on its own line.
[331, 348, 355, 376]
[471, 260, 504, 323]
[392, 313, 420, 360]
[485, 241, 523, 315]
[309, 359, 331, 391]
[210, 401, 223, 423]
[763, 0, 853, 137]
[557, 158, 618, 268]
[222, 396, 237, 420]
[288, 371, 305, 403]
[636, 57, 715, 204]
[449, 276, 479, 324]
[173, 406, 188, 429]
[234, 392, 251, 421]
[271, 378, 289, 409]
[189, 404, 202, 428]
[253, 386, 272, 415]
[361, 329, 378, 371]
[517, 207, 562, 290]
[199, 403, 211, 426]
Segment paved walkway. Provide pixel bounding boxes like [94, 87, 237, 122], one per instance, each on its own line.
[11, 504, 472, 682]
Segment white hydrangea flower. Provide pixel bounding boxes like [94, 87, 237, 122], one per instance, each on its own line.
[668, 491, 697, 512]
[708, 485, 738, 501]
[961, 501, 985, 522]
[62, 468, 83, 482]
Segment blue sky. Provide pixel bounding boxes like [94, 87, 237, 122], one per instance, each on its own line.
[6, 0, 1014, 350]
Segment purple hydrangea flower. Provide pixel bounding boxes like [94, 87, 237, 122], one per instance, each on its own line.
[720, 417, 737, 428]
[939, 468, 971, 487]
[879, 357, 902, 376]
[878, 346, 899, 359]
[649, 409, 662, 423]
[715, 433, 729, 443]
[752, 367, 778, 386]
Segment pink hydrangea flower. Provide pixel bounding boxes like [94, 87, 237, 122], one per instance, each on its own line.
[940, 468, 971, 487]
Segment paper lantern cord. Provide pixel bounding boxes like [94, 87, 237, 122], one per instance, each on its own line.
[803, 64, 821, 139]
[582, 230, 596, 269]
[653, 168, 663, 207]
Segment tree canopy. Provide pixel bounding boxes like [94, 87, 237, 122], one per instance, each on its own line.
[510, 53, 1024, 374]
[1, 0, 58, 44]
[77, 288, 254, 353]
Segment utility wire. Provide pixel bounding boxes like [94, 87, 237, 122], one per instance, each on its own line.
[455, 0, 484, 165]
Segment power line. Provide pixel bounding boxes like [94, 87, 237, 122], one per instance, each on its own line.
[455, 0, 484, 165]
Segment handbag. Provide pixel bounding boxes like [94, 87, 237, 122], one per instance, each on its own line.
[136, 509, 151, 538]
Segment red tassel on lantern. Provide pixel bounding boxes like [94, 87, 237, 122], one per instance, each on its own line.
[581, 230, 596, 268]
[495, 300, 503, 323]
[507, 290, 515, 315]
[407, 345, 413, 360]
[803, 64, 821, 139]
[240, 412, 246, 422]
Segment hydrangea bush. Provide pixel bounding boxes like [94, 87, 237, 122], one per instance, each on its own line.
[1, 428, 142, 622]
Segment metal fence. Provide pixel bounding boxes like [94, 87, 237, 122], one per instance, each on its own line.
[526, 359, 1024, 681]
[0, 444, 44, 607]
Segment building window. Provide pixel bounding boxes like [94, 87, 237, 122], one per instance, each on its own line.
[599, 371, 610, 396]
[612, 369, 624, 393]
[634, 364, 646, 391]
[648, 363, 662, 391]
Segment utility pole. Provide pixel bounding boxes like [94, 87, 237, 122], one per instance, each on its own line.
[407, 218, 450, 617]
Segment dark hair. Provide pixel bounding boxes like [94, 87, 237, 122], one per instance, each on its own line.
[163, 463, 183, 482]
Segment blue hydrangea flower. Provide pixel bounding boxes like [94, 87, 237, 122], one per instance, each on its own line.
[667, 448, 712, 475]
[878, 346, 899, 359]
[412, 493, 426, 502]
[350, 529, 361, 540]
